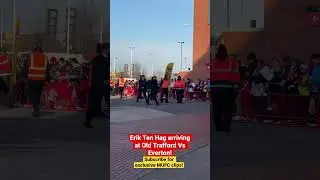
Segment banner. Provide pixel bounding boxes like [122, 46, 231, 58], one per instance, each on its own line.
[164, 63, 174, 80]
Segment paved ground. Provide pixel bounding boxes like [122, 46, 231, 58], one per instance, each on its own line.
[0, 108, 109, 180]
[1, 96, 320, 180]
[139, 145, 210, 180]
[212, 123, 320, 180]
[0, 98, 210, 180]
[110, 98, 210, 180]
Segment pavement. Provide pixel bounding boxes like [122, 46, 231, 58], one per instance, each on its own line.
[0, 96, 320, 180]
[0, 97, 210, 180]
[110, 98, 210, 180]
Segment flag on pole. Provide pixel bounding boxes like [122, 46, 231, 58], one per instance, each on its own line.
[164, 63, 174, 80]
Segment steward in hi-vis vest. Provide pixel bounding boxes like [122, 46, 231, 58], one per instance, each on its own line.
[210, 44, 240, 133]
[118, 76, 125, 99]
[0, 54, 9, 75]
[28, 46, 48, 117]
[160, 75, 170, 103]
[0, 53, 10, 105]
[173, 76, 185, 103]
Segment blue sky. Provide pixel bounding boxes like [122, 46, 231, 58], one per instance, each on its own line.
[110, 0, 194, 75]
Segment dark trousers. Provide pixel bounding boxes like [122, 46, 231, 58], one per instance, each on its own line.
[147, 89, 152, 100]
[136, 88, 148, 103]
[19, 80, 28, 105]
[28, 80, 45, 113]
[211, 87, 237, 131]
[161, 88, 169, 103]
[119, 87, 124, 98]
[0, 77, 9, 105]
[176, 89, 184, 103]
[104, 85, 109, 104]
[85, 88, 103, 125]
[148, 89, 159, 105]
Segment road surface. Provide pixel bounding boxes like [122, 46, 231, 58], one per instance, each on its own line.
[0, 97, 320, 180]
[0, 97, 210, 180]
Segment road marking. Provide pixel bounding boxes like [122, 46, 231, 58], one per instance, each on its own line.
[111, 106, 174, 123]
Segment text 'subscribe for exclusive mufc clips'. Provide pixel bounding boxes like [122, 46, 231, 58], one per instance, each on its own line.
[128, 134, 193, 169]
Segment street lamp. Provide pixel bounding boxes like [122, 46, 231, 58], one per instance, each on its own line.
[177, 41, 184, 72]
[66, 0, 71, 60]
[113, 56, 118, 73]
[226, 0, 230, 29]
[12, 0, 16, 53]
[129, 45, 135, 78]
[0, 7, 3, 49]
[99, 0, 103, 43]
[151, 64, 154, 76]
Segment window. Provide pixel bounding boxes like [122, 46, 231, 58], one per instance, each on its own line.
[250, 20, 257, 28]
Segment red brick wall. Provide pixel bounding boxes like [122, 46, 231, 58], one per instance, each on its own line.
[190, 0, 210, 79]
[223, 0, 320, 62]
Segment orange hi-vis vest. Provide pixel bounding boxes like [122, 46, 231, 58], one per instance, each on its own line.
[230, 60, 240, 83]
[174, 80, 185, 89]
[161, 80, 169, 88]
[28, 52, 47, 80]
[210, 58, 240, 88]
[0, 55, 9, 74]
[119, 78, 125, 87]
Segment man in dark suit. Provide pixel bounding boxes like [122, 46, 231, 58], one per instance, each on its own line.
[147, 76, 159, 105]
[136, 75, 148, 104]
[84, 43, 109, 128]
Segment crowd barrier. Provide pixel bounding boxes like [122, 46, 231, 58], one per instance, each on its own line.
[235, 89, 320, 127]
[184, 91, 209, 101]
[123, 86, 136, 97]
[16, 79, 90, 112]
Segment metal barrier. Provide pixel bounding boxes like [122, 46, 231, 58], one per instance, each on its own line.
[112, 86, 137, 97]
[123, 86, 136, 97]
[185, 91, 209, 101]
[235, 90, 320, 128]
[15, 79, 89, 112]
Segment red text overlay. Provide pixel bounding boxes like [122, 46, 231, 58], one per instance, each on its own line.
[128, 134, 192, 156]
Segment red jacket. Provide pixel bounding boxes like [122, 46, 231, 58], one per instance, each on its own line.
[0, 55, 9, 74]
[174, 80, 185, 89]
[210, 58, 240, 88]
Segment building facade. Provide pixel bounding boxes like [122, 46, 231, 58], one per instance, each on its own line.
[210, 0, 320, 61]
[210, 0, 264, 34]
[191, 0, 210, 79]
[1, 0, 109, 53]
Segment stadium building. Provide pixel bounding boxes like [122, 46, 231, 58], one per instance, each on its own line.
[192, 0, 320, 78]
[209, 0, 320, 61]
[191, 0, 210, 79]
[0, 0, 109, 54]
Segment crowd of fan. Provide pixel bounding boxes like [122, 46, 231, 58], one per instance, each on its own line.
[241, 52, 320, 97]
[16, 54, 89, 82]
[184, 78, 210, 93]
[170, 52, 320, 102]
